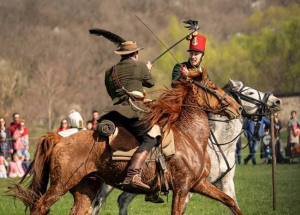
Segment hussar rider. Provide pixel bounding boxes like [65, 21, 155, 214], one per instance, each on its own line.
[102, 40, 161, 192]
[172, 32, 207, 82]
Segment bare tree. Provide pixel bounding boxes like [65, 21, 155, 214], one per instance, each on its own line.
[33, 62, 67, 130]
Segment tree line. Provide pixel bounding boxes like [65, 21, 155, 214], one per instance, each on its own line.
[0, 0, 298, 130]
[154, 3, 300, 92]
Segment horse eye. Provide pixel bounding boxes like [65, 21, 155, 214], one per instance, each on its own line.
[247, 92, 254, 95]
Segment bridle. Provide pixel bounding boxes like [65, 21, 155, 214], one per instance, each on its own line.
[211, 85, 273, 144]
[182, 79, 232, 115]
[231, 86, 271, 121]
[208, 85, 273, 184]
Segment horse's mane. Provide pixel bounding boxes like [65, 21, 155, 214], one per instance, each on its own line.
[144, 80, 193, 131]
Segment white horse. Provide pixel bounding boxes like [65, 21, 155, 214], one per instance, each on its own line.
[90, 79, 282, 215]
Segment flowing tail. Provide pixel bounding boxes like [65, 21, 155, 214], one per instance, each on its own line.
[6, 132, 61, 211]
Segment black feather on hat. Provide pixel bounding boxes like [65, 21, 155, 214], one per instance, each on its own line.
[89, 28, 126, 48]
[89, 28, 143, 55]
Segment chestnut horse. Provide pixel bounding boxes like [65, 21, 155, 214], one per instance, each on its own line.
[68, 80, 282, 215]
[8, 79, 243, 215]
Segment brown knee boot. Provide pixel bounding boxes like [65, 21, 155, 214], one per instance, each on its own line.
[123, 150, 150, 191]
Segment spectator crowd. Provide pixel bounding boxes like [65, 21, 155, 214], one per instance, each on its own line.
[0, 110, 99, 179]
[236, 110, 300, 165]
[0, 113, 31, 178]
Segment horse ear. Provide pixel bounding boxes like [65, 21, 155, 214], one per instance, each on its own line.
[228, 79, 235, 86]
[228, 79, 242, 92]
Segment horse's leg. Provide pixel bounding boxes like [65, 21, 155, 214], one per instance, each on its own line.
[171, 189, 190, 215]
[118, 192, 138, 215]
[90, 183, 114, 215]
[31, 183, 67, 215]
[69, 190, 93, 215]
[221, 178, 239, 208]
[191, 179, 243, 215]
[32, 173, 88, 215]
[182, 192, 193, 214]
[70, 178, 104, 215]
[182, 180, 239, 215]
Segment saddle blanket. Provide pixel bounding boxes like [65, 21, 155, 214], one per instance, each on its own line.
[110, 129, 175, 161]
[58, 128, 86, 138]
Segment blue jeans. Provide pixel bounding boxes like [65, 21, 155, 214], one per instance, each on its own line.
[16, 149, 30, 159]
[244, 138, 259, 165]
[235, 137, 242, 165]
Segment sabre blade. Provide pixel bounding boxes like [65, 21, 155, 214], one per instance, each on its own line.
[135, 15, 180, 64]
[135, 16, 200, 65]
[151, 28, 198, 64]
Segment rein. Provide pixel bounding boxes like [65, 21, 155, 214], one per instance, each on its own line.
[193, 79, 231, 112]
[209, 130, 236, 184]
[209, 125, 256, 184]
[231, 86, 271, 120]
[181, 79, 231, 115]
[207, 86, 273, 184]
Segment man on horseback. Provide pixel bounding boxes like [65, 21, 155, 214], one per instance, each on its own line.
[103, 41, 160, 191]
[172, 32, 208, 81]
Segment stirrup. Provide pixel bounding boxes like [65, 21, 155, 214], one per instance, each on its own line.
[130, 175, 151, 191]
[145, 192, 164, 204]
[120, 177, 132, 188]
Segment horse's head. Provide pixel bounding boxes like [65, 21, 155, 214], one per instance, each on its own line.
[186, 79, 243, 120]
[226, 79, 282, 116]
[146, 79, 242, 130]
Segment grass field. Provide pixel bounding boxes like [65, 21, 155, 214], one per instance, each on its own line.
[1, 130, 299, 214]
[0, 163, 299, 215]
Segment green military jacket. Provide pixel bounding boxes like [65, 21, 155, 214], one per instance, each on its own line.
[172, 61, 208, 81]
[103, 57, 155, 119]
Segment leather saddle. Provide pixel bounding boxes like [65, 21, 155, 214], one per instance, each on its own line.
[98, 117, 175, 161]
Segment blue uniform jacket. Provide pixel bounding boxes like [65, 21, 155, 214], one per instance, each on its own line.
[244, 117, 270, 138]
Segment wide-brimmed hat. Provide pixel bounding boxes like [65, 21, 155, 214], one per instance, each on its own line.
[115, 41, 144, 55]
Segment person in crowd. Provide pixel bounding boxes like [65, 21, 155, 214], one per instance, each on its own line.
[261, 129, 272, 164]
[288, 111, 300, 128]
[90, 110, 99, 130]
[13, 120, 30, 160]
[244, 116, 270, 165]
[235, 136, 242, 165]
[9, 113, 21, 136]
[290, 122, 300, 147]
[22, 156, 32, 174]
[57, 118, 71, 133]
[86, 120, 93, 130]
[274, 112, 283, 163]
[287, 111, 300, 145]
[0, 155, 8, 178]
[8, 153, 25, 177]
[0, 117, 13, 159]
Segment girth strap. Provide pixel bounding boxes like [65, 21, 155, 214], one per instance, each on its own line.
[209, 130, 235, 184]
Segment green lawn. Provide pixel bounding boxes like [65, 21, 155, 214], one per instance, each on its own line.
[1, 129, 298, 214]
[0, 164, 299, 215]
